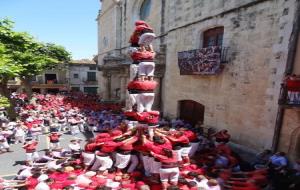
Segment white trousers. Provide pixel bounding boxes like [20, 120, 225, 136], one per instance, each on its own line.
[26, 152, 39, 161]
[141, 155, 152, 175]
[128, 94, 138, 111]
[15, 135, 25, 144]
[181, 146, 192, 157]
[115, 153, 131, 169]
[0, 142, 9, 149]
[159, 167, 180, 182]
[138, 62, 155, 77]
[151, 160, 161, 174]
[50, 142, 60, 149]
[70, 125, 79, 134]
[136, 93, 155, 113]
[127, 154, 139, 173]
[130, 64, 139, 80]
[138, 33, 156, 46]
[90, 155, 113, 171]
[82, 152, 95, 166]
[174, 149, 182, 162]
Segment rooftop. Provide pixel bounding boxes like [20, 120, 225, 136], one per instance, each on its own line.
[69, 59, 96, 65]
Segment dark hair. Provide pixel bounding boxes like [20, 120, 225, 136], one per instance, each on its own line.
[63, 186, 75, 190]
[187, 172, 199, 178]
[96, 186, 112, 190]
[178, 177, 188, 184]
[153, 136, 165, 144]
[31, 172, 41, 178]
[107, 167, 116, 173]
[167, 185, 180, 190]
[163, 148, 173, 158]
[45, 178, 54, 184]
[187, 181, 197, 188]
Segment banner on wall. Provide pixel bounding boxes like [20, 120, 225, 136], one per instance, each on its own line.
[177, 46, 222, 75]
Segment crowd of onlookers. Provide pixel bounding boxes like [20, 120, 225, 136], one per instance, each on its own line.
[0, 93, 299, 190]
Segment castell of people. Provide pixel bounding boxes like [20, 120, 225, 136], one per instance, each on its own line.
[1, 0, 300, 190]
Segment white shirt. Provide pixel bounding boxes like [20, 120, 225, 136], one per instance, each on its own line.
[35, 182, 50, 190]
[14, 128, 25, 136]
[69, 143, 81, 151]
[46, 161, 61, 170]
[75, 175, 92, 187]
[17, 167, 33, 179]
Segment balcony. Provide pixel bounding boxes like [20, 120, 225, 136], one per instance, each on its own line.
[177, 46, 229, 75]
[278, 77, 300, 108]
[32, 80, 67, 89]
[83, 79, 98, 85]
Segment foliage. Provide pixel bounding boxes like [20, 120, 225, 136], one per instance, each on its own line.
[0, 18, 71, 80]
[0, 96, 10, 108]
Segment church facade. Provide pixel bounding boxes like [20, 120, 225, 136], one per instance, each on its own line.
[97, 0, 300, 160]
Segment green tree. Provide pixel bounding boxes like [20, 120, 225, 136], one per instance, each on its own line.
[0, 18, 71, 118]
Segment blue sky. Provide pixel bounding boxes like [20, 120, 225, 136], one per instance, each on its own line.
[0, 0, 100, 60]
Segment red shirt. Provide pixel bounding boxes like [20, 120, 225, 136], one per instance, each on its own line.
[216, 143, 232, 155]
[84, 142, 98, 152]
[26, 177, 38, 190]
[168, 135, 189, 145]
[49, 133, 61, 143]
[101, 141, 123, 153]
[183, 130, 198, 142]
[119, 136, 138, 151]
[151, 151, 178, 164]
[127, 80, 157, 91]
[23, 141, 38, 153]
[95, 133, 111, 143]
[144, 140, 171, 155]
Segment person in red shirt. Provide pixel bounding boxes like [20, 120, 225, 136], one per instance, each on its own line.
[23, 139, 39, 163]
[25, 172, 40, 190]
[161, 131, 191, 164]
[179, 128, 200, 157]
[48, 132, 62, 150]
[151, 148, 180, 190]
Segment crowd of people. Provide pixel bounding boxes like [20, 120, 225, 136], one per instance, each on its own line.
[0, 93, 299, 190]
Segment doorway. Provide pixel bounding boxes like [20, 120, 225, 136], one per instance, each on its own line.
[179, 100, 205, 126]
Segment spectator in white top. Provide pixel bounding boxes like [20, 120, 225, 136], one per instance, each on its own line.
[35, 178, 53, 190]
[68, 139, 82, 153]
[14, 124, 26, 144]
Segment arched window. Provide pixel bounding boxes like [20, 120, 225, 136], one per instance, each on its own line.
[203, 27, 224, 48]
[140, 0, 151, 20]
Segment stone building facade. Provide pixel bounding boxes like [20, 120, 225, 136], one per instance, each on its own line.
[97, 0, 300, 160]
[68, 60, 99, 94]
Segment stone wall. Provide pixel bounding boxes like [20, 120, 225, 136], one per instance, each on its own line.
[97, 0, 299, 154]
[162, 0, 297, 151]
[278, 109, 300, 161]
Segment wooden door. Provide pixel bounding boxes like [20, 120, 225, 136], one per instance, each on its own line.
[179, 100, 205, 126]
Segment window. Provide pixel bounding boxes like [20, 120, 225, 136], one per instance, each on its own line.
[203, 27, 224, 48]
[103, 37, 108, 48]
[84, 87, 98, 94]
[73, 73, 79, 79]
[89, 66, 96, 70]
[140, 0, 151, 20]
[87, 72, 96, 81]
[71, 87, 80, 92]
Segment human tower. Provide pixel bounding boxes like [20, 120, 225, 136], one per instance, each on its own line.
[125, 20, 159, 140]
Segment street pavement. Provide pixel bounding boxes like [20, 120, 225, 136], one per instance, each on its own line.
[0, 131, 94, 179]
